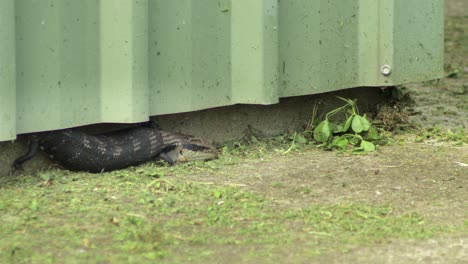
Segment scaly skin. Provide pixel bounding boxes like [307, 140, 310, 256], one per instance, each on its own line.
[13, 128, 218, 172]
[160, 130, 218, 164]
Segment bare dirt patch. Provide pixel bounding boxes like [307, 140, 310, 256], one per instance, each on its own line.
[319, 236, 468, 264]
[187, 142, 467, 227]
[445, 0, 468, 17]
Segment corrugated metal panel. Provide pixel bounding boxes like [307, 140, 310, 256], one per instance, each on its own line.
[0, 0, 16, 141]
[278, 0, 444, 96]
[0, 0, 444, 141]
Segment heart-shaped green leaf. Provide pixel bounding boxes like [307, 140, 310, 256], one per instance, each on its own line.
[334, 124, 344, 133]
[331, 137, 349, 150]
[351, 115, 364, 133]
[368, 127, 379, 140]
[360, 140, 376, 152]
[361, 114, 371, 131]
[343, 115, 354, 132]
[295, 133, 308, 144]
[352, 115, 371, 133]
[313, 120, 331, 143]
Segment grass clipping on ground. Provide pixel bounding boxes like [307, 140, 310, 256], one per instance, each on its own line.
[1, 148, 465, 263]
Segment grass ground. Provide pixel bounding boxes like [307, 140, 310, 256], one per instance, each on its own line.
[1, 136, 466, 263]
[1, 1, 467, 263]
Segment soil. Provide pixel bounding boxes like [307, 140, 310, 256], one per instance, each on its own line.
[195, 142, 468, 225]
[180, 141, 467, 263]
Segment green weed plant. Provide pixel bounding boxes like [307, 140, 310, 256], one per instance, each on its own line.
[311, 97, 382, 153]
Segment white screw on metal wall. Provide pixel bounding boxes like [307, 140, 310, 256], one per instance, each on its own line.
[381, 65, 392, 76]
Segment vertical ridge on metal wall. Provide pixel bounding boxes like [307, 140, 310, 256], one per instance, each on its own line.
[231, 0, 279, 105]
[0, 0, 16, 141]
[98, 0, 149, 123]
[378, 0, 395, 85]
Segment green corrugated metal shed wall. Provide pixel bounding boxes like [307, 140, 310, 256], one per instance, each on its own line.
[0, 0, 444, 141]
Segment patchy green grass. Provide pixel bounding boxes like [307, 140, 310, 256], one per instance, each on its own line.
[1, 119, 466, 263]
[0, 154, 465, 263]
[414, 127, 468, 145]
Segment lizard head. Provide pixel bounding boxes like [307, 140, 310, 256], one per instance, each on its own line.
[164, 138, 219, 163]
